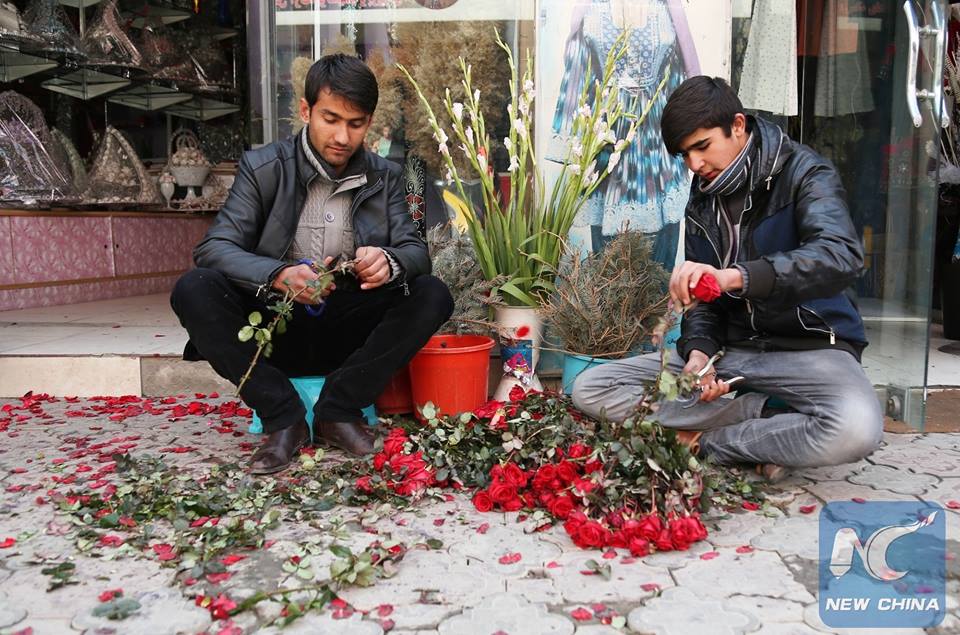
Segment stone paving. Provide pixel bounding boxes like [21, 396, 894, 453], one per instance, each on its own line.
[0, 394, 958, 635]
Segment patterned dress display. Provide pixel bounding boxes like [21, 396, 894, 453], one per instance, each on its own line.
[551, 0, 690, 262]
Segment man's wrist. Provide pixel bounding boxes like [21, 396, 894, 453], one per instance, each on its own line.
[721, 267, 743, 292]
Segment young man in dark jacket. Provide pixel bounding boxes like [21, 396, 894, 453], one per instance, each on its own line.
[573, 76, 882, 477]
[171, 54, 453, 474]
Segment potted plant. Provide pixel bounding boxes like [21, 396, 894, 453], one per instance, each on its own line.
[400, 30, 667, 398]
[542, 231, 670, 393]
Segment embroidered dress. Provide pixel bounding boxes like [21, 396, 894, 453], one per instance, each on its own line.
[551, 0, 690, 241]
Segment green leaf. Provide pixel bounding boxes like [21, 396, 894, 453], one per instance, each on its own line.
[611, 615, 627, 628]
[248, 311, 263, 326]
[238, 326, 254, 342]
[329, 544, 352, 559]
[425, 538, 444, 550]
[276, 319, 287, 335]
[421, 403, 437, 420]
[91, 598, 141, 620]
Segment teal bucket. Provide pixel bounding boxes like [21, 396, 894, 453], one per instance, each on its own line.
[249, 376, 378, 437]
[562, 354, 612, 394]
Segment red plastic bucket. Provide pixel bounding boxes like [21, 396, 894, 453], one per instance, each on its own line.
[375, 365, 414, 415]
[409, 334, 495, 418]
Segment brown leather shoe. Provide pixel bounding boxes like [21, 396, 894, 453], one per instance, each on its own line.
[249, 420, 310, 475]
[675, 430, 704, 455]
[317, 420, 375, 456]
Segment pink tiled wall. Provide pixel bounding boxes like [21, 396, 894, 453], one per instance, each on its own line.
[0, 214, 213, 311]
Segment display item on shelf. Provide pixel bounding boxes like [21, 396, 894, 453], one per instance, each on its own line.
[50, 127, 88, 192]
[0, 90, 79, 207]
[81, 0, 144, 69]
[81, 125, 162, 207]
[21, 0, 84, 59]
[0, 1, 40, 46]
[167, 128, 211, 194]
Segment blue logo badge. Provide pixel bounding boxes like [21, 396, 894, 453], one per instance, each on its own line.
[819, 501, 945, 628]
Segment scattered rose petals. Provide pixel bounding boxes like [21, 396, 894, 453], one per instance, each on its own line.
[99, 534, 124, 547]
[98, 589, 123, 602]
[699, 551, 720, 560]
[641, 583, 661, 592]
[546, 561, 560, 568]
[0, 538, 16, 548]
[741, 501, 760, 511]
[221, 554, 246, 566]
[377, 604, 394, 617]
[945, 500, 960, 510]
[602, 549, 617, 560]
[799, 504, 817, 514]
[570, 607, 593, 621]
[851, 497, 867, 504]
[498, 552, 522, 565]
[206, 572, 232, 584]
[736, 545, 754, 554]
[477, 522, 490, 534]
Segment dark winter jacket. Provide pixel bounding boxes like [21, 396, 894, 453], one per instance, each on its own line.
[193, 134, 430, 297]
[678, 116, 867, 361]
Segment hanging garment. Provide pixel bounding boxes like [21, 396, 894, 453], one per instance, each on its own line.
[738, 0, 799, 116]
[814, 0, 874, 116]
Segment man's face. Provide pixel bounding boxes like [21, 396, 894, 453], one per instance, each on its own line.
[676, 113, 749, 182]
[299, 89, 372, 175]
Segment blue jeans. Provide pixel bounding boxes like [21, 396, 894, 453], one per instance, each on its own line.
[571, 347, 883, 468]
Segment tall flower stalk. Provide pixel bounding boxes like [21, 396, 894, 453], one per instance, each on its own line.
[400, 30, 668, 306]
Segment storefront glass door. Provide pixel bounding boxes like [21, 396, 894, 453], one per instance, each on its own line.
[732, 0, 945, 428]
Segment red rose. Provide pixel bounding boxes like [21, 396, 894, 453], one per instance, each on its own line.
[572, 478, 596, 495]
[628, 537, 651, 557]
[382, 429, 408, 457]
[501, 497, 523, 512]
[474, 399, 504, 419]
[488, 482, 518, 505]
[372, 453, 388, 470]
[583, 460, 603, 474]
[571, 520, 608, 549]
[508, 385, 527, 402]
[654, 528, 674, 552]
[502, 463, 529, 488]
[556, 461, 579, 484]
[609, 530, 629, 549]
[473, 490, 494, 512]
[692, 274, 721, 303]
[567, 443, 589, 459]
[489, 464, 505, 482]
[548, 494, 575, 520]
[533, 464, 558, 489]
[355, 476, 373, 492]
[669, 516, 707, 551]
[637, 515, 663, 541]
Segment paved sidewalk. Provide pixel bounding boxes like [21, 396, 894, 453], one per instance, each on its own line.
[0, 394, 957, 635]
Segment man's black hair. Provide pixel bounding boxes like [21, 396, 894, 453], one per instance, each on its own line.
[304, 53, 378, 115]
[661, 76, 744, 156]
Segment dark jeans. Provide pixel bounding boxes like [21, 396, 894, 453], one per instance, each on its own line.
[170, 268, 453, 433]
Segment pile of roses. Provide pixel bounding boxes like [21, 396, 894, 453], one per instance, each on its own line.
[358, 428, 438, 497]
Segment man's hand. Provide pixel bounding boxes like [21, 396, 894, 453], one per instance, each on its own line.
[683, 349, 732, 403]
[354, 246, 391, 290]
[669, 261, 743, 306]
[271, 256, 337, 304]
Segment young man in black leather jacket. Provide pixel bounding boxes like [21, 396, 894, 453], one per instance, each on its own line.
[573, 76, 882, 478]
[171, 54, 453, 474]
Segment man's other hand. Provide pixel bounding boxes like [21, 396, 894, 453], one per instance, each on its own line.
[683, 349, 731, 403]
[669, 261, 743, 306]
[354, 246, 390, 290]
[271, 257, 337, 304]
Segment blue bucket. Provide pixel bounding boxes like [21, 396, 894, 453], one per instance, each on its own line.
[562, 353, 612, 394]
[249, 376, 378, 436]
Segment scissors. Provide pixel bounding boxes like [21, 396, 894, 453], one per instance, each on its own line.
[298, 257, 339, 317]
[675, 351, 745, 409]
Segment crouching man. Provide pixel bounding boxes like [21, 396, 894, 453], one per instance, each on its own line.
[573, 76, 882, 479]
[172, 54, 453, 474]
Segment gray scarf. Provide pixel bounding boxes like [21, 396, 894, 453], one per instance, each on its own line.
[698, 133, 757, 197]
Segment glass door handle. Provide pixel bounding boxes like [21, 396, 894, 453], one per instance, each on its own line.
[930, 1, 950, 128]
[903, 0, 923, 127]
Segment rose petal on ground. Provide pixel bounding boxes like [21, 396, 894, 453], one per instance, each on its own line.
[570, 607, 593, 621]
[799, 504, 817, 514]
[741, 501, 760, 511]
[700, 551, 720, 560]
[736, 545, 754, 554]
[498, 552, 522, 565]
[641, 583, 661, 592]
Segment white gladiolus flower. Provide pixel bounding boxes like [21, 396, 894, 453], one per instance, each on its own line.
[615, 139, 627, 152]
[605, 129, 617, 144]
[518, 98, 530, 118]
[570, 141, 583, 159]
[626, 126, 637, 143]
[584, 160, 597, 182]
[445, 168, 453, 181]
[567, 164, 582, 175]
[452, 102, 464, 121]
[439, 142, 449, 156]
[524, 79, 534, 94]
[514, 119, 527, 138]
[478, 153, 487, 173]
[607, 151, 621, 171]
[508, 155, 519, 172]
[593, 119, 607, 137]
[503, 137, 513, 152]
[507, 102, 514, 118]
[465, 126, 474, 145]
[434, 128, 448, 145]
[474, 89, 480, 104]
[577, 105, 592, 119]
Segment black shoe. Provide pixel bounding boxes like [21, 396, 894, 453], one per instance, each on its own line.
[248, 420, 310, 475]
[317, 420, 375, 456]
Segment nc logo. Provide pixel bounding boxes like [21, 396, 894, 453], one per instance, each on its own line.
[828, 511, 938, 581]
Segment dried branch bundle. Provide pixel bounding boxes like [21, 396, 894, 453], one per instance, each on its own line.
[427, 225, 496, 335]
[543, 231, 670, 358]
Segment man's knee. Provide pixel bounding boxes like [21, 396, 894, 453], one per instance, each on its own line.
[171, 268, 227, 318]
[571, 366, 608, 419]
[411, 275, 454, 322]
[820, 394, 884, 464]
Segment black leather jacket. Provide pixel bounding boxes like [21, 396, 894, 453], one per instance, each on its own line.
[193, 134, 430, 296]
[678, 116, 868, 361]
